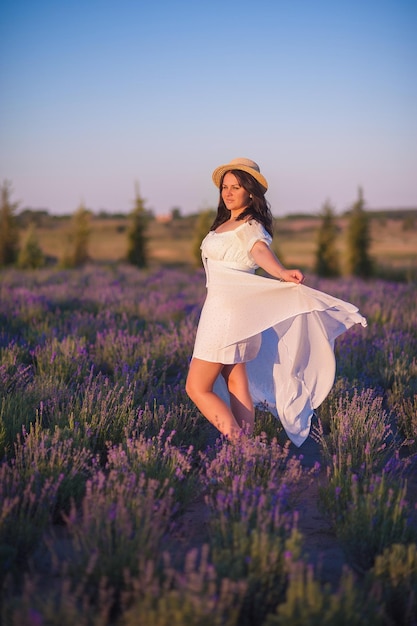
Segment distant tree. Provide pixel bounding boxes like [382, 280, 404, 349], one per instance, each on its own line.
[171, 207, 182, 220]
[315, 200, 340, 277]
[17, 208, 50, 229]
[402, 214, 415, 231]
[127, 184, 149, 268]
[346, 187, 372, 278]
[17, 223, 45, 269]
[192, 208, 216, 266]
[0, 180, 20, 267]
[61, 203, 92, 268]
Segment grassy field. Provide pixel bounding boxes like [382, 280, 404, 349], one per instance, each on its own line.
[31, 210, 417, 275]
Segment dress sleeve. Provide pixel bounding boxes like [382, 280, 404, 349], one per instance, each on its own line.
[236, 220, 272, 254]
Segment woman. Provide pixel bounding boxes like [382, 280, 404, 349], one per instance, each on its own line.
[186, 158, 366, 446]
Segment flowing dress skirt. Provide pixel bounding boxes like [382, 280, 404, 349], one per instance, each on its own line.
[192, 259, 367, 446]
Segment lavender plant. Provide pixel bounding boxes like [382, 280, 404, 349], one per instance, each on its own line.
[203, 438, 305, 625]
[0, 460, 62, 583]
[314, 388, 396, 479]
[389, 392, 417, 451]
[368, 542, 417, 626]
[133, 401, 214, 452]
[202, 435, 305, 496]
[121, 546, 246, 626]
[12, 419, 93, 515]
[324, 472, 415, 572]
[265, 561, 384, 626]
[2, 573, 113, 626]
[60, 468, 176, 592]
[0, 366, 36, 455]
[208, 475, 302, 622]
[106, 426, 199, 509]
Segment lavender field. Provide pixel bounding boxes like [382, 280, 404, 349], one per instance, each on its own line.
[1, 264, 417, 625]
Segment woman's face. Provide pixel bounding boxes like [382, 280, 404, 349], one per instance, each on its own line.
[221, 172, 251, 213]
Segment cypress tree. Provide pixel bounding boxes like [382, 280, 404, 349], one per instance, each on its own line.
[127, 185, 149, 268]
[0, 181, 19, 267]
[17, 223, 45, 269]
[192, 209, 216, 266]
[346, 187, 372, 278]
[315, 200, 340, 277]
[61, 204, 92, 268]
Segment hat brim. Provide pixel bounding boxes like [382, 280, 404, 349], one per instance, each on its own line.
[212, 164, 268, 193]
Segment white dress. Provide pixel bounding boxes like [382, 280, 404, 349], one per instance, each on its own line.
[192, 220, 367, 447]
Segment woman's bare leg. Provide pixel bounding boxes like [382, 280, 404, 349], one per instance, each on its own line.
[186, 358, 243, 441]
[221, 363, 255, 435]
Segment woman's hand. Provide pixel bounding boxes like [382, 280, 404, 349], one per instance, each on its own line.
[280, 268, 304, 284]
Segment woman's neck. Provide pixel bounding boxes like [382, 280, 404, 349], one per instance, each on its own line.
[229, 206, 249, 221]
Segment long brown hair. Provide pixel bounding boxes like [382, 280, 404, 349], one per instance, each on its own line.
[210, 169, 273, 236]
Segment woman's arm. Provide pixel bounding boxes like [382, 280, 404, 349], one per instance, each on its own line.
[251, 240, 304, 284]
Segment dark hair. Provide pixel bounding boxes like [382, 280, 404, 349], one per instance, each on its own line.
[210, 169, 273, 236]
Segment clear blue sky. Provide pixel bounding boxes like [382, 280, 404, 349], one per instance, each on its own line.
[1, 0, 416, 216]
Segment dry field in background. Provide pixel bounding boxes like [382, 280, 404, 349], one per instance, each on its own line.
[34, 213, 417, 273]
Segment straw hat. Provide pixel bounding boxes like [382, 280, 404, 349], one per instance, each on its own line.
[212, 157, 268, 193]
